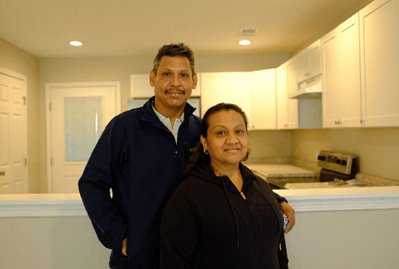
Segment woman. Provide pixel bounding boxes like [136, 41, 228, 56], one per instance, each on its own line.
[160, 103, 289, 269]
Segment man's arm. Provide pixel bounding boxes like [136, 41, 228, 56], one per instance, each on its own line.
[78, 118, 128, 252]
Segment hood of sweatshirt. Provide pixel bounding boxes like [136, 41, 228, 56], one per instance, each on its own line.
[187, 162, 249, 249]
[185, 161, 256, 189]
[185, 161, 284, 250]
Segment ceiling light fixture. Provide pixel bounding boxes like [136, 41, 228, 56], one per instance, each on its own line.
[238, 39, 252, 46]
[69, 40, 83, 47]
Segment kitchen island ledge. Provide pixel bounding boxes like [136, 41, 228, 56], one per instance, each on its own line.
[1, 187, 399, 217]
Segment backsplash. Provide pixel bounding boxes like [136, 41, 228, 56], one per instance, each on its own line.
[249, 127, 399, 182]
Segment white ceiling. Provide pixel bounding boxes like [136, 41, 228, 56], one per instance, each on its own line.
[0, 0, 373, 58]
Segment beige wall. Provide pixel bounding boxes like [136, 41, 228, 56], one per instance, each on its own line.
[1, 208, 398, 269]
[247, 130, 292, 163]
[291, 128, 399, 180]
[0, 38, 40, 192]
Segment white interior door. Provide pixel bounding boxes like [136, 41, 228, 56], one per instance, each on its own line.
[47, 82, 120, 193]
[0, 69, 27, 193]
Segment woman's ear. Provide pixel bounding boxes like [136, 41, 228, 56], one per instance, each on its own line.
[200, 135, 207, 151]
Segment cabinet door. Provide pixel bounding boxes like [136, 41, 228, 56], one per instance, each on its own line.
[286, 58, 298, 95]
[250, 69, 276, 129]
[276, 64, 298, 129]
[130, 74, 153, 98]
[296, 40, 322, 83]
[360, 0, 399, 127]
[322, 13, 361, 128]
[200, 72, 251, 118]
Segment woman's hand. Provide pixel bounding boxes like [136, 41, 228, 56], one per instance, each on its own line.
[281, 202, 295, 233]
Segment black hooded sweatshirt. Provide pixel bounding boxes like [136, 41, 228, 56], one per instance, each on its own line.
[160, 162, 288, 269]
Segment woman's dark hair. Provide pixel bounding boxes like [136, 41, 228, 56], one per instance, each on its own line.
[185, 103, 249, 174]
[152, 43, 195, 75]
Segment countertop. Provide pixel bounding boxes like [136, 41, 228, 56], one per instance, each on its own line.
[245, 163, 317, 179]
[244, 163, 318, 188]
[2, 187, 399, 217]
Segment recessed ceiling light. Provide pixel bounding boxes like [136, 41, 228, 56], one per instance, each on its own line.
[69, 40, 83, 47]
[238, 39, 252, 46]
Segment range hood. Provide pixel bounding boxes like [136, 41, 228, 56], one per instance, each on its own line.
[289, 75, 322, 99]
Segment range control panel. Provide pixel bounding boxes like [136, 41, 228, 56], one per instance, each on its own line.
[317, 150, 357, 175]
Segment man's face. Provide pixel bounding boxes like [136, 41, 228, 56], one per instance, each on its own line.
[150, 56, 197, 115]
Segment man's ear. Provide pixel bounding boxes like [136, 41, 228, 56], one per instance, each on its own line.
[149, 70, 156, 87]
[192, 73, 198, 89]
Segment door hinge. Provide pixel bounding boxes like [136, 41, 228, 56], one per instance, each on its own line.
[24, 158, 28, 167]
[49, 102, 52, 111]
[23, 96, 27, 105]
[50, 157, 53, 166]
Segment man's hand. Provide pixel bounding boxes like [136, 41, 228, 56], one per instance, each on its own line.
[122, 238, 128, 256]
[281, 201, 295, 233]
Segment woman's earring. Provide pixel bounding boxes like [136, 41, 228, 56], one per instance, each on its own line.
[203, 148, 209, 155]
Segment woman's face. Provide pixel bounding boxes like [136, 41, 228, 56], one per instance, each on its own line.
[201, 110, 249, 169]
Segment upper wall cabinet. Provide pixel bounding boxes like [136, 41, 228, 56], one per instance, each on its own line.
[359, 0, 399, 127]
[200, 70, 277, 130]
[276, 63, 298, 129]
[321, 13, 362, 128]
[295, 40, 322, 84]
[200, 72, 251, 117]
[130, 74, 201, 98]
[287, 40, 323, 99]
[250, 69, 277, 129]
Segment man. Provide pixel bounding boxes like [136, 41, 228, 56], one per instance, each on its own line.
[79, 43, 295, 269]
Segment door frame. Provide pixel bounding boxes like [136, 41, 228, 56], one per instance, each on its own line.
[45, 81, 121, 193]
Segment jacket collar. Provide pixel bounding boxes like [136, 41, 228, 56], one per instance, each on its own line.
[142, 96, 196, 123]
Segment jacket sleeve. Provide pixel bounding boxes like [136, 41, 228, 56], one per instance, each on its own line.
[160, 186, 199, 269]
[273, 191, 288, 203]
[278, 232, 289, 269]
[78, 117, 128, 252]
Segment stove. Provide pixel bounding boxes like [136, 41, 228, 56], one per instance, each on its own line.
[317, 150, 358, 182]
[284, 150, 358, 189]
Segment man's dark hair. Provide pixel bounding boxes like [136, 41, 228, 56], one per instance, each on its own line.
[152, 43, 195, 74]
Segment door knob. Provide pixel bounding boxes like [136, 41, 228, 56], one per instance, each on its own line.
[0, 171, 5, 176]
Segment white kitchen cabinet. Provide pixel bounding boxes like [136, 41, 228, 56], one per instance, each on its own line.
[249, 69, 277, 129]
[321, 13, 362, 128]
[359, 0, 399, 127]
[286, 57, 298, 96]
[276, 63, 298, 129]
[130, 74, 201, 98]
[200, 72, 251, 117]
[200, 71, 277, 130]
[295, 40, 322, 84]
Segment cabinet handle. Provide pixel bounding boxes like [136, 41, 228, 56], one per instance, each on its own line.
[0, 171, 5, 176]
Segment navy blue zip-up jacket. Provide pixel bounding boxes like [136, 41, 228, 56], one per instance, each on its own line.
[78, 97, 201, 269]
